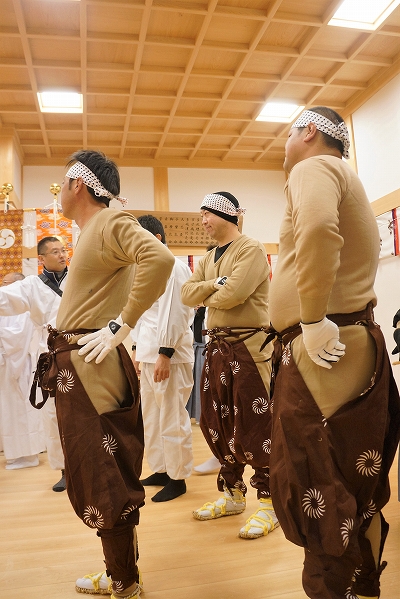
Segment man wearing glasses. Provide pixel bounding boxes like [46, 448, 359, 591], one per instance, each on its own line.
[0, 236, 68, 491]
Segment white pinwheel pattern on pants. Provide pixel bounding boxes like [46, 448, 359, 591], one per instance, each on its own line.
[356, 450, 382, 476]
[302, 488, 326, 518]
[102, 434, 118, 455]
[229, 360, 240, 374]
[209, 429, 219, 443]
[340, 518, 354, 548]
[362, 499, 377, 519]
[121, 505, 138, 520]
[262, 439, 271, 454]
[57, 369, 75, 393]
[282, 346, 291, 366]
[83, 506, 104, 528]
[221, 405, 229, 417]
[252, 397, 269, 414]
[234, 480, 246, 493]
[113, 581, 124, 593]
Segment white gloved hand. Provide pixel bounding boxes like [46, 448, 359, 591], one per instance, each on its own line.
[300, 317, 346, 370]
[214, 276, 228, 290]
[77, 315, 132, 364]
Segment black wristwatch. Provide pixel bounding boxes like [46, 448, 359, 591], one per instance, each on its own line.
[158, 347, 175, 358]
[109, 320, 121, 334]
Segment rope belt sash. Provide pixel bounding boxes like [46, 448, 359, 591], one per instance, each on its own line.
[30, 325, 94, 409]
[269, 302, 375, 396]
[203, 326, 273, 355]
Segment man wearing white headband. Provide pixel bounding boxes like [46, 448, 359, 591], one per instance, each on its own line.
[33, 150, 175, 599]
[182, 191, 279, 541]
[269, 106, 400, 599]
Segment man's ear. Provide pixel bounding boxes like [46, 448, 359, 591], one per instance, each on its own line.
[304, 122, 318, 142]
[38, 254, 44, 266]
[74, 177, 84, 194]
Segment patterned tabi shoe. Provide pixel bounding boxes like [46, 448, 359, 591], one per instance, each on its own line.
[76, 570, 143, 597]
[76, 571, 112, 595]
[193, 487, 246, 520]
[239, 497, 280, 539]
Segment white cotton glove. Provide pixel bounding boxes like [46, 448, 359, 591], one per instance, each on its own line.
[300, 317, 346, 370]
[214, 276, 228, 290]
[77, 315, 132, 364]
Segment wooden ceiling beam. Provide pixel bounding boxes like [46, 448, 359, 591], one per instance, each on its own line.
[248, 0, 345, 163]
[80, 0, 88, 150]
[190, 0, 286, 161]
[153, 0, 220, 159]
[120, 0, 155, 158]
[11, 0, 50, 158]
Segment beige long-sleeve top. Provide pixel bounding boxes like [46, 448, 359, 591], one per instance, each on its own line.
[57, 209, 175, 330]
[181, 235, 271, 361]
[269, 155, 380, 332]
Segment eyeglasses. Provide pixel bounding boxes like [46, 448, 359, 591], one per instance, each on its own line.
[43, 249, 68, 256]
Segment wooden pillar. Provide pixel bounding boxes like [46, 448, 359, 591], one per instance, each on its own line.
[153, 167, 169, 211]
[345, 115, 358, 174]
[0, 129, 23, 209]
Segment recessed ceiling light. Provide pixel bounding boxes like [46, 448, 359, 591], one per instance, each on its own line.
[37, 91, 83, 113]
[255, 102, 305, 123]
[328, 0, 400, 30]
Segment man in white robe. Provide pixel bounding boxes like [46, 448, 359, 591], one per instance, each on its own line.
[0, 273, 46, 469]
[0, 237, 68, 490]
[131, 215, 194, 502]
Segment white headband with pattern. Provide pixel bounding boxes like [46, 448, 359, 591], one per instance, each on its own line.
[291, 110, 350, 159]
[201, 193, 246, 216]
[65, 161, 128, 206]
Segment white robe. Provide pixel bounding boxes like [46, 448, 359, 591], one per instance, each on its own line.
[0, 275, 67, 468]
[131, 258, 195, 479]
[0, 313, 46, 459]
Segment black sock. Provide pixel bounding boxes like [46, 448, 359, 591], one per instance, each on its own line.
[151, 479, 186, 502]
[140, 472, 170, 486]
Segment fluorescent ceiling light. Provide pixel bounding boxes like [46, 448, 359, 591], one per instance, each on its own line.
[38, 91, 83, 113]
[256, 102, 305, 123]
[328, 0, 400, 30]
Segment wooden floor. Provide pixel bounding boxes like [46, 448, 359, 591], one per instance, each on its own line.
[0, 424, 398, 599]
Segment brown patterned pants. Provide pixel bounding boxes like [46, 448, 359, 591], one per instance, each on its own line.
[270, 316, 400, 599]
[33, 329, 145, 593]
[200, 337, 272, 498]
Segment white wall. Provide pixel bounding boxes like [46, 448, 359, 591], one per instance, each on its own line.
[22, 165, 155, 211]
[119, 167, 154, 211]
[168, 168, 286, 244]
[352, 72, 400, 202]
[22, 165, 286, 246]
[353, 75, 400, 387]
[23, 166, 68, 209]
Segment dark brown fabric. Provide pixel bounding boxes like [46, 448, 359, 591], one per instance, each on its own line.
[98, 524, 139, 592]
[200, 336, 272, 498]
[33, 328, 145, 592]
[270, 314, 400, 598]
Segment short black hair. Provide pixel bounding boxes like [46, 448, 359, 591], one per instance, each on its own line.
[137, 214, 166, 244]
[306, 106, 345, 155]
[66, 150, 120, 207]
[37, 236, 63, 255]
